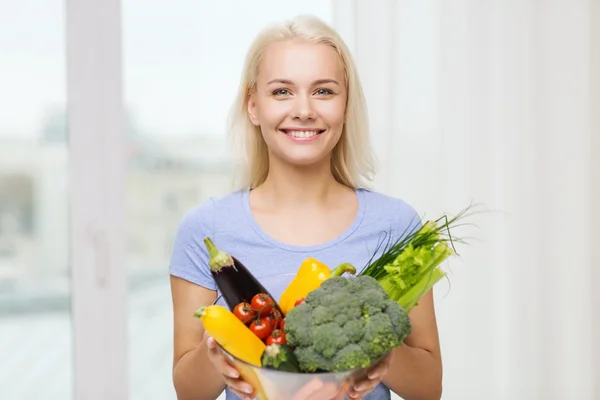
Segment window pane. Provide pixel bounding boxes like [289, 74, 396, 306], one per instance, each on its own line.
[122, 1, 332, 398]
[0, 2, 72, 400]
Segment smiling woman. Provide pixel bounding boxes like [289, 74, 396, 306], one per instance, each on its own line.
[228, 16, 375, 191]
[247, 40, 348, 167]
[169, 14, 443, 400]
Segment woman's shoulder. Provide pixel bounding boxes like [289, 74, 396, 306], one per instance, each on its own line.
[358, 188, 420, 220]
[175, 190, 247, 237]
[169, 190, 249, 290]
[356, 188, 423, 243]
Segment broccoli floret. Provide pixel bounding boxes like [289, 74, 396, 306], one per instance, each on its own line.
[384, 299, 412, 342]
[319, 276, 350, 292]
[311, 305, 334, 325]
[312, 323, 348, 358]
[284, 275, 412, 372]
[284, 304, 312, 346]
[360, 288, 388, 317]
[343, 319, 366, 342]
[360, 313, 399, 360]
[331, 344, 370, 371]
[293, 347, 331, 373]
[350, 275, 387, 293]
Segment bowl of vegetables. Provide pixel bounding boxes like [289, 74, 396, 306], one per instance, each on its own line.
[197, 282, 397, 400]
[195, 210, 473, 399]
[194, 239, 413, 400]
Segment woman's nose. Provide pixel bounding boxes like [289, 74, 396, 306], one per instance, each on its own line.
[291, 94, 316, 120]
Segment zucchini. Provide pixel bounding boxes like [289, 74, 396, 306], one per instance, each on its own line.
[260, 344, 300, 373]
[194, 305, 266, 367]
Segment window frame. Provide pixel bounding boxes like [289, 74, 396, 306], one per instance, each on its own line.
[66, 0, 129, 398]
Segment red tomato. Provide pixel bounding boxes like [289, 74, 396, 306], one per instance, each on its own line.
[264, 309, 282, 329]
[294, 298, 305, 307]
[280, 318, 286, 332]
[251, 293, 274, 316]
[233, 302, 256, 324]
[266, 329, 287, 346]
[249, 317, 273, 340]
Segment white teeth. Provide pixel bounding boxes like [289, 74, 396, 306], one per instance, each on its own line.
[285, 130, 319, 138]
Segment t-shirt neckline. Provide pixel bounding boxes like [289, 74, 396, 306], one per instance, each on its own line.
[240, 187, 367, 253]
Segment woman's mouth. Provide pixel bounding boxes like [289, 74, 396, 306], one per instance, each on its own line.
[279, 129, 325, 142]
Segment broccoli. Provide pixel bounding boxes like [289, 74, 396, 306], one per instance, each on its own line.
[284, 275, 412, 373]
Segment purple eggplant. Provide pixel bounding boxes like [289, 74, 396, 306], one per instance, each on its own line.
[204, 237, 282, 313]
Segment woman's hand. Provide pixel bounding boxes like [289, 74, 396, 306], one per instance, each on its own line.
[204, 332, 255, 400]
[347, 351, 394, 399]
[291, 379, 343, 400]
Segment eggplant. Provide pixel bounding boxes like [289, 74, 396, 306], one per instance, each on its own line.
[204, 237, 283, 313]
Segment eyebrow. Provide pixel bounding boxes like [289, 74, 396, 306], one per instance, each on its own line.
[267, 79, 340, 86]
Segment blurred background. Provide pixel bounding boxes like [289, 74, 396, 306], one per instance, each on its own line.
[0, 1, 597, 399]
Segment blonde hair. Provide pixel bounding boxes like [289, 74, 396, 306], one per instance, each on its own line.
[227, 14, 377, 190]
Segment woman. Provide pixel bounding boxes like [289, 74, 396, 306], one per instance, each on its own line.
[169, 14, 443, 400]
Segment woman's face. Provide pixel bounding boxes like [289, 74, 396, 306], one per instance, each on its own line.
[247, 40, 347, 167]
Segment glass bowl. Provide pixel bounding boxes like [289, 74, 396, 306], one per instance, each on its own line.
[217, 343, 385, 400]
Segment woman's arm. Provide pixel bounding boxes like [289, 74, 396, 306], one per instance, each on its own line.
[382, 289, 443, 400]
[170, 275, 225, 400]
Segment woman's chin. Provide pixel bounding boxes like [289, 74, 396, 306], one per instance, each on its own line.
[273, 150, 331, 168]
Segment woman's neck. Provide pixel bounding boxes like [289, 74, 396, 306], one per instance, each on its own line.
[253, 155, 350, 209]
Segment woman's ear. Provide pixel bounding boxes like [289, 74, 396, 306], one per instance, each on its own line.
[247, 93, 260, 126]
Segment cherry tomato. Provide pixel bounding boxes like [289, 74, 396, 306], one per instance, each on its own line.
[264, 309, 282, 329]
[249, 317, 273, 340]
[266, 329, 287, 346]
[251, 293, 274, 316]
[233, 302, 256, 324]
[294, 298, 305, 307]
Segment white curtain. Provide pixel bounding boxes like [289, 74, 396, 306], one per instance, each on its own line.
[333, 1, 599, 399]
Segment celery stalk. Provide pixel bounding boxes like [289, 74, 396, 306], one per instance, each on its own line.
[359, 204, 476, 312]
[397, 268, 447, 311]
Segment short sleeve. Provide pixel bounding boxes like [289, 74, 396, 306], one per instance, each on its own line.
[169, 198, 217, 290]
[392, 198, 423, 243]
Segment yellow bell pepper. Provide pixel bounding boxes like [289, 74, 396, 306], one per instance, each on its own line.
[279, 258, 356, 315]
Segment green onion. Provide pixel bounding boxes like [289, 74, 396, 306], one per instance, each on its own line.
[360, 205, 478, 312]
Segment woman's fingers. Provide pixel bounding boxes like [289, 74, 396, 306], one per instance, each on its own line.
[366, 361, 387, 380]
[348, 382, 376, 399]
[308, 384, 338, 400]
[348, 380, 380, 400]
[349, 351, 394, 398]
[223, 376, 254, 399]
[291, 379, 340, 400]
[291, 378, 323, 400]
[204, 334, 254, 399]
[205, 334, 217, 349]
[207, 348, 241, 379]
[348, 362, 390, 398]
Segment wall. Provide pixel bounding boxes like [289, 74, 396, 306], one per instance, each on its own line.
[333, 1, 598, 399]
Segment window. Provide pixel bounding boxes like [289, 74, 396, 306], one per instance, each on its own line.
[0, 1, 72, 399]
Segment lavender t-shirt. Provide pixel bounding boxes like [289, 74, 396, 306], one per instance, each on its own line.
[169, 188, 420, 400]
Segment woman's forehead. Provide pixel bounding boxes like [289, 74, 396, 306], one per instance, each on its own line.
[258, 41, 345, 85]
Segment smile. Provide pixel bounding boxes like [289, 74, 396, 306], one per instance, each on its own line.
[279, 129, 325, 140]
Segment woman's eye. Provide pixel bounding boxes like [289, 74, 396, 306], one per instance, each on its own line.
[315, 88, 333, 95]
[273, 89, 290, 96]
